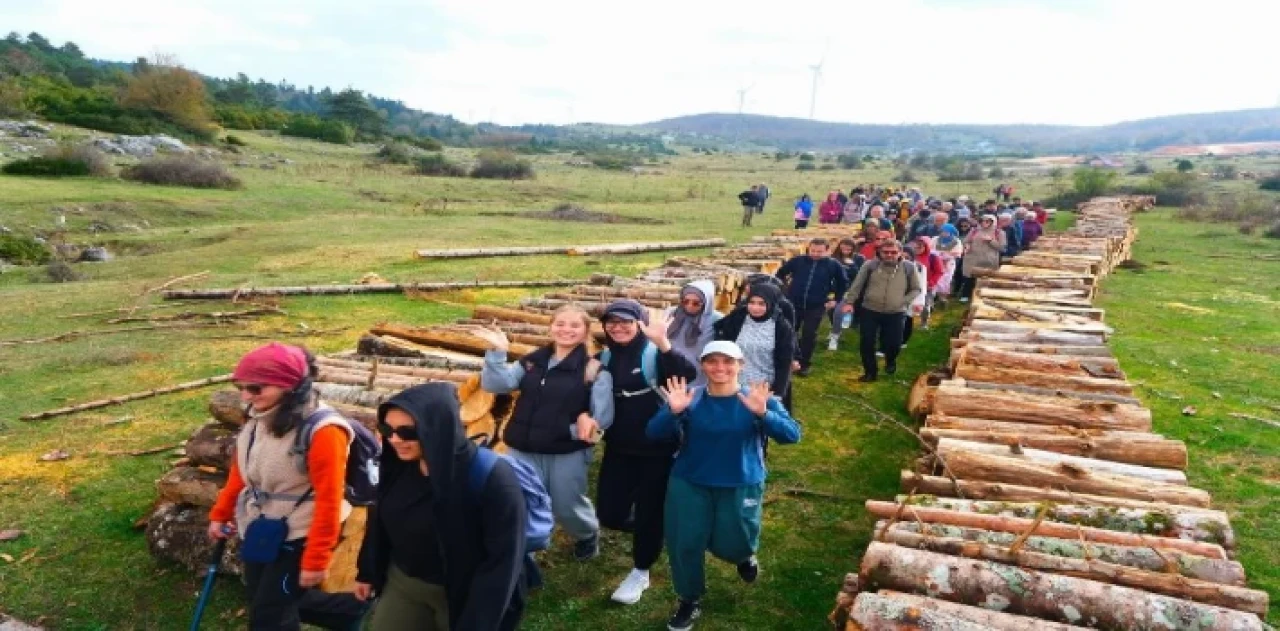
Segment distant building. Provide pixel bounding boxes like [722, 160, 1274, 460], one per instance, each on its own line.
[1086, 155, 1125, 168]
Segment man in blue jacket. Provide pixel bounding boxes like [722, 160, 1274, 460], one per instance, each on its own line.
[774, 238, 848, 376]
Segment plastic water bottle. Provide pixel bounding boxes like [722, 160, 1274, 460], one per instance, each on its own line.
[840, 311, 853, 330]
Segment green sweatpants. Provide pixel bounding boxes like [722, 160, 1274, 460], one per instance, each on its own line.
[371, 563, 449, 631]
[663, 475, 764, 601]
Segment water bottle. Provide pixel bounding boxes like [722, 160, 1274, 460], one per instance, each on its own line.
[840, 311, 853, 329]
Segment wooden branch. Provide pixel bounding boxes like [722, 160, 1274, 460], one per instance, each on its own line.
[20, 374, 234, 421]
[0, 322, 219, 347]
[414, 238, 725, 259]
[161, 278, 590, 300]
[106, 308, 285, 324]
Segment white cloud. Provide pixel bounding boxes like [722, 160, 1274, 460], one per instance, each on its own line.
[7, 0, 1276, 126]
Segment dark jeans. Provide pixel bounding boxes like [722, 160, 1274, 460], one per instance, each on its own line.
[794, 306, 827, 369]
[794, 219, 809, 229]
[596, 449, 674, 571]
[756, 201, 766, 214]
[958, 273, 978, 299]
[902, 313, 914, 345]
[858, 309, 905, 377]
[243, 539, 369, 631]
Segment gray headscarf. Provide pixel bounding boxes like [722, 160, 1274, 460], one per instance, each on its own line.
[668, 279, 718, 366]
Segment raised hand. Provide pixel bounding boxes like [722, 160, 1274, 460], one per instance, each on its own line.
[641, 310, 674, 351]
[660, 376, 693, 414]
[469, 326, 509, 351]
[738, 381, 773, 417]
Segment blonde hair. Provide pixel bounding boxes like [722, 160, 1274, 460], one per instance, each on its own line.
[550, 304, 599, 354]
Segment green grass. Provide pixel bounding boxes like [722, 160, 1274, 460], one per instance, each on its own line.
[1, 129, 1277, 627]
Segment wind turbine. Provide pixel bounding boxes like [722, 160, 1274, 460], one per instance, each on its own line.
[808, 41, 830, 120]
[737, 83, 755, 115]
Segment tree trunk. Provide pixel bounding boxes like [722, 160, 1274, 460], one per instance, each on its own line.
[935, 438, 1188, 485]
[855, 591, 1091, 631]
[317, 356, 476, 382]
[156, 467, 226, 506]
[326, 401, 378, 431]
[162, 278, 586, 300]
[414, 238, 725, 259]
[959, 344, 1123, 379]
[899, 471, 1217, 515]
[873, 533, 1267, 616]
[951, 338, 1114, 358]
[352, 337, 485, 369]
[876, 521, 1245, 586]
[313, 383, 398, 409]
[932, 385, 1152, 432]
[951, 378, 1141, 405]
[955, 329, 1105, 346]
[969, 319, 1109, 338]
[844, 592, 992, 631]
[857, 543, 1264, 630]
[369, 323, 536, 358]
[934, 449, 1211, 507]
[974, 288, 1093, 306]
[209, 389, 247, 426]
[920, 427, 1187, 469]
[146, 502, 242, 577]
[184, 421, 238, 470]
[21, 374, 234, 421]
[954, 363, 1133, 396]
[318, 506, 366, 593]
[471, 305, 553, 325]
[864, 500, 1225, 558]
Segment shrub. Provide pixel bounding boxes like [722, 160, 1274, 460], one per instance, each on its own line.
[896, 169, 919, 183]
[1136, 171, 1203, 207]
[1265, 221, 1280, 239]
[281, 115, 354, 144]
[224, 134, 248, 147]
[795, 162, 816, 171]
[45, 260, 80, 283]
[470, 150, 534, 179]
[1212, 164, 1239, 180]
[122, 156, 242, 189]
[412, 153, 466, 177]
[376, 142, 414, 164]
[938, 162, 985, 182]
[819, 164, 836, 171]
[988, 166, 1005, 178]
[0, 234, 52, 265]
[1259, 175, 1280, 191]
[3, 155, 90, 177]
[837, 154, 863, 169]
[397, 135, 443, 152]
[1129, 162, 1153, 175]
[798, 153, 815, 162]
[1175, 159, 1194, 173]
[589, 153, 640, 171]
[1072, 167, 1118, 198]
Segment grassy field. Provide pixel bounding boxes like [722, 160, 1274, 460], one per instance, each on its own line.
[1, 130, 1277, 628]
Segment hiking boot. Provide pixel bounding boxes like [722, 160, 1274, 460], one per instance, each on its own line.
[737, 556, 759, 583]
[858, 374, 877, 383]
[610, 569, 650, 605]
[574, 534, 599, 561]
[796, 366, 811, 377]
[667, 600, 702, 631]
[827, 335, 839, 351]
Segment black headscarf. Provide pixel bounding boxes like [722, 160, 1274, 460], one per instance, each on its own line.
[747, 282, 781, 323]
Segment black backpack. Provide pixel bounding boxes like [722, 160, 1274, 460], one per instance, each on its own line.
[290, 408, 381, 506]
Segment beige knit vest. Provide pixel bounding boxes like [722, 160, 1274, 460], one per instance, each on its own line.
[233, 404, 353, 541]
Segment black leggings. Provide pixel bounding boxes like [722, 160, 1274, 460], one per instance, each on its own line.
[242, 539, 369, 630]
[794, 219, 809, 229]
[596, 449, 674, 571]
[902, 313, 914, 345]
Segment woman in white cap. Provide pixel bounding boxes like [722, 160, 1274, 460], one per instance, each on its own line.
[646, 341, 802, 631]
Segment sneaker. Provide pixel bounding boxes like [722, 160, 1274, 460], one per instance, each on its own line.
[827, 336, 839, 351]
[901, 344, 908, 349]
[667, 600, 702, 631]
[737, 556, 759, 583]
[886, 363, 897, 375]
[574, 534, 599, 561]
[858, 374, 877, 383]
[876, 351, 885, 358]
[796, 367, 811, 377]
[959, 297, 970, 303]
[610, 569, 650, 605]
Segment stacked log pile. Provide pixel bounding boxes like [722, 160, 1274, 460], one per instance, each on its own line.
[832, 195, 1272, 630]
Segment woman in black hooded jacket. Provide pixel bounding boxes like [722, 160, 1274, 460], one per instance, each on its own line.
[713, 283, 796, 409]
[354, 383, 526, 631]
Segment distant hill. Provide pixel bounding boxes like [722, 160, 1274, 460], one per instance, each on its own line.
[641, 109, 1280, 154]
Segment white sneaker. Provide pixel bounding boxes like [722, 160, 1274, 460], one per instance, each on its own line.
[876, 351, 885, 358]
[827, 336, 839, 351]
[901, 343, 909, 349]
[959, 297, 970, 303]
[611, 569, 650, 605]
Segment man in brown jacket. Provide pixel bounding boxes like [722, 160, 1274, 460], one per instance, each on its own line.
[841, 240, 921, 382]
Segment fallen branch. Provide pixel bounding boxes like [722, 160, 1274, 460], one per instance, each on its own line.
[106, 308, 285, 324]
[104, 443, 185, 457]
[21, 374, 233, 421]
[56, 302, 201, 319]
[162, 278, 592, 300]
[0, 322, 220, 347]
[414, 239, 726, 259]
[1227, 412, 1280, 429]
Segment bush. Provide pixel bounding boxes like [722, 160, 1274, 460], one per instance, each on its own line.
[896, 169, 919, 183]
[1212, 164, 1239, 180]
[1259, 175, 1280, 191]
[798, 153, 815, 162]
[281, 115, 355, 144]
[224, 134, 248, 147]
[397, 135, 443, 152]
[1135, 171, 1203, 207]
[988, 166, 1005, 178]
[0, 234, 52, 265]
[3, 155, 90, 177]
[795, 162, 816, 171]
[1175, 159, 1194, 173]
[938, 162, 985, 182]
[376, 142, 414, 164]
[1072, 167, 1118, 198]
[470, 150, 534, 179]
[1129, 162, 1153, 175]
[589, 153, 640, 171]
[837, 154, 863, 169]
[412, 153, 466, 177]
[45, 260, 80, 283]
[1265, 222, 1280, 239]
[122, 156, 242, 189]
[819, 164, 836, 171]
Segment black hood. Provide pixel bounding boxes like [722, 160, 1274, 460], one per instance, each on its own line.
[748, 282, 781, 322]
[377, 382, 476, 501]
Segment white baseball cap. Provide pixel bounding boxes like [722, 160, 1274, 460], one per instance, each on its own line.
[699, 341, 745, 360]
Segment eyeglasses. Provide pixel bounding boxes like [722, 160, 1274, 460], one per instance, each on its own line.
[680, 298, 703, 307]
[603, 319, 636, 327]
[234, 383, 265, 396]
[378, 423, 420, 442]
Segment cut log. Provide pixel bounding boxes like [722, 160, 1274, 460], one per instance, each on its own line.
[845, 592, 991, 631]
[317, 356, 476, 381]
[146, 502, 242, 577]
[950, 339, 1114, 357]
[960, 344, 1123, 379]
[471, 305, 552, 325]
[955, 329, 1105, 346]
[457, 374, 495, 424]
[209, 389, 247, 426]
[162, 278, 587, 300]
[326, 402, 377, 431]
[370, 323, 536, 358]
[936, 448, 1212, 507]
[974, 288, 1093, 306]
[319, 506, 366, 593]
[920, 427, 1188, 469]
[933, 385, 1152, 431]
[313, 383, 399, 409]
[952, 378, 1141, 405]
[953, 363, 1134, 396]
[874, 532, 1267, 616]
[414, 238, 725, 259]
[354, 336, 485, 369]
[858, 543, 1264, 630]
[184, 421, 238, 470]
[900, 472, 1219, 514]
[876, 521, 1245, 585]
[865, 500, 1225, 558]
[970, 319, 1109, 337]
[156, 466, 226, 506]
[894, 496, 1233, 547]
[935, 438, 1188, 485]
[866, 591, 1090, 630]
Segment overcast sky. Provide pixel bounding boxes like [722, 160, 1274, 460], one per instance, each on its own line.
[8, 0, 1278, 127]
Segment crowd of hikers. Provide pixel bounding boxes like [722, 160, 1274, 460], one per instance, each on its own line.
[204, 182, 1042, 631]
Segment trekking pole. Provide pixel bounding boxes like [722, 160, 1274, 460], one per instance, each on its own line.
[190, 530, 230, 631]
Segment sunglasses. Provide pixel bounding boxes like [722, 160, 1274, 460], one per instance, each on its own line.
[234, 383, 265, 396]
[378, 423, 420, 442]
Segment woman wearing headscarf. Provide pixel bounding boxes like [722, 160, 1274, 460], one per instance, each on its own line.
[934, 232, 964, 307]
[208, 343, 365, 630]
[817, 191, 843, 224]
[591, 300, 698, 605]
[647, 341, 802, 631]
[713, 282, 796, 402]
[473, 305, 614, 561]
[959, 213, 1006, 301]
[665, 279, 721, 386]
[354, 383, 527, 631]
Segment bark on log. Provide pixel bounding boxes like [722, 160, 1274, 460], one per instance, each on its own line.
[970, 319, 1109, 337]
[974, 288, 1093, 306]
[876, 521, 1245, 586]
[960, 344, 1123, 379]
[875, 533, 1267, 615]
[900, 472, 1219, 515]
[318, 368, 467, 389]
[326, 402, 377, 432]
[858, 543, 1263, 630]
[920, 427, 1187, 469]
[865, 501, 1225, 558]
[949, 339, 1114, 358]
[318, 506, 366, 593]
[369, 323, 536, 358]
[471, 305, 552, 325]
[951, 378, 1141, 405]
[935, 438, 1188, 485]
[162, 278, 587, 300]
[352, 337, 484, 370]
[317, 356, 476, 382]
[157, 466, 226, 506]
[932, 385, 1152, 431]
[209, 389, 247, 426]
[954, 363, 1134, 396]
[185, 421, 238, 470]
[146, 502, 242, 577]
[955, 329, 1105, 346]
[313, 383, 399, 409]
[863, 591, 1090, 630]
[21, 374, 234, 421]
[936, 449, 1212, 507]
[894, 496, 1232, 547]
[845, 592, 991, 631]
[414, 239, 725, 259]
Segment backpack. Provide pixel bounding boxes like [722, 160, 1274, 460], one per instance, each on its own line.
[290, 408, 382, 506]
[468, 448, 554, 552]
[599, 342, 660, 395]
